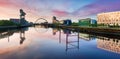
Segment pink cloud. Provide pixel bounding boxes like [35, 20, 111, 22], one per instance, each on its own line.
[72, 0, 120, 17]
[52, 10, 70, 17]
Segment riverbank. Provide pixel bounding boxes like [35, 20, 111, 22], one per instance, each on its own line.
[0, 25, 32, 30]
[43, 24, 120, 35]
[61, 25, 120, 32]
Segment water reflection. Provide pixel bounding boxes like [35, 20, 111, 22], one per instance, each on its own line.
[34, 25, 49, 33]
[97, 36, 120, 54]
[20, 28, 28, 44]
[64, 29, 79, 52]
[53, 28, 58, 35]
[79, 33, 96, 41]
[0, 30, 14, 42]
[53, 28, 80, 52]
[0, 28, 28, 45]
[0, 26, 120, 59]
[52, 27, 120, 54]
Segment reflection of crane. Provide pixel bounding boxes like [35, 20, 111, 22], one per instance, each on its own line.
[19, 28, 28, 45]
[58, 29, 80, 52]
[35, 18, 48, 24]
[65, 30, 79, 52]
[20, 29, 25, 45]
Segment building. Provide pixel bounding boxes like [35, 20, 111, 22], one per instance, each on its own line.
[20, 18, 29, 25]
[63, 19, 72, 26]
[10, 18, 20, 24]
[10, 18, 29, 25]
[91, 19, 97, 25]
[97, 11, 120, 26]
[79, 18, 97, 26]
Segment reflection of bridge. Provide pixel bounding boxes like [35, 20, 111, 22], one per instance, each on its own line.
[34, 25, 49, 33]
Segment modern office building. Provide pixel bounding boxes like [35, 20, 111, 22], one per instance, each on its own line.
[63, 19, 72, 26]
[10, 18, 20, 24]
[79, 18, 97, 26]
[97, 11, 120, 26]
[10, 18, 29, 25]
[20, 18, 29, 25]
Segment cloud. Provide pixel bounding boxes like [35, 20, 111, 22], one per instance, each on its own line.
[0, 0, 120, 21]
[73, 0, 120, 17]
[52, 10, 70, 17]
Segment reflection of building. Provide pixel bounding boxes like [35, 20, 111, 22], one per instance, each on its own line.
[79, 18, 97, 26]
[0, 28, 28, 44]
[0, 30, 14, 42]
[63, 29, 71, 34]
[97, 36, 120, 54]
[79, 33, 96, 41]
[97, 11, 120, 26]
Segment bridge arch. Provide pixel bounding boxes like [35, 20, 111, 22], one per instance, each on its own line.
[35, 18, 48, 24]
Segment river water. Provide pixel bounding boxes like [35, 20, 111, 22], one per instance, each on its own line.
[0, 26, 120, 59]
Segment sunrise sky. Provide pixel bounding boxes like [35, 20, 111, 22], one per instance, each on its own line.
[0, 0, 120, 22]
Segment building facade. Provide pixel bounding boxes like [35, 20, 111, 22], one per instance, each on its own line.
[79, 18, 97, 26]
[97, 11, 120, 26]
[63, 19, 72, 26]
[10, 18, 20, 24]
[10, 18, 28, 25]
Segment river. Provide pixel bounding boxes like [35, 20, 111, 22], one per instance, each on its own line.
[0, 25, 120, 59]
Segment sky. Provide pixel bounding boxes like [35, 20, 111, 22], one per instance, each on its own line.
[0, 0, 120, 22]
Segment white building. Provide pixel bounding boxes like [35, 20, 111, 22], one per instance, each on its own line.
[97, 11, 120, 26]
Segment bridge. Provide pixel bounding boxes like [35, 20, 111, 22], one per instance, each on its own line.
[34, 16, 63, 25]
[34, 18, 48, 25]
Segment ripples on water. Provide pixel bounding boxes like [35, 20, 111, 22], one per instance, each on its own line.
[0, 26, 120, 59]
